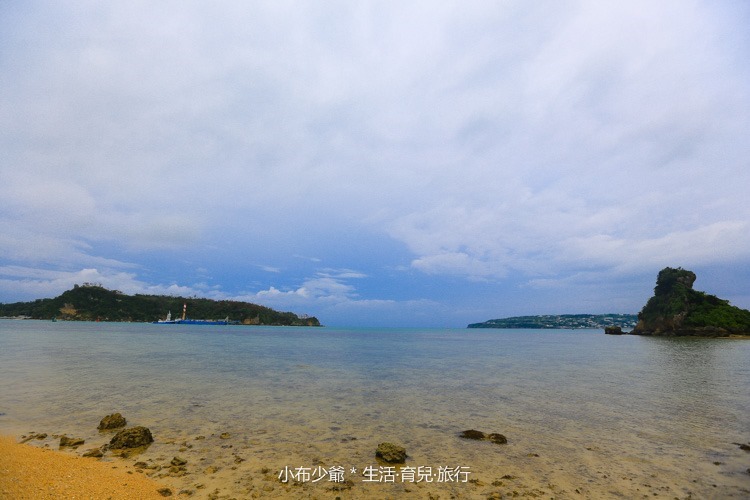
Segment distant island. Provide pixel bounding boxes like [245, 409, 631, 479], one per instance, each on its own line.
[468, 314, 637, 329]
[0, 284, 321, 326]
[627, 267, 750, 337]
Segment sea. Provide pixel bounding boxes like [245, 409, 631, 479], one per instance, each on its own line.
[1, 320, 748, 499]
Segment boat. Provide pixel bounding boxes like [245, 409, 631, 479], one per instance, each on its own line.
[153, 311, 177, 324]
[174, 318, 230, 325]
[152, 304, 230, 325]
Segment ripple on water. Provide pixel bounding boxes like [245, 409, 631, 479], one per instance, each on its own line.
[1, 322, 749, 498]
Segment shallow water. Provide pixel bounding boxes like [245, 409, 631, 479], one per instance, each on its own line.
[1, 320, 749, 498]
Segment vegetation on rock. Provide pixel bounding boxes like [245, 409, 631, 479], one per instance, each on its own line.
[0, 284, 321, 326]
[632, 267, 750, 336]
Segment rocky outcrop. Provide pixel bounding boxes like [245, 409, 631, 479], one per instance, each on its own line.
[630, 267, 750, 337]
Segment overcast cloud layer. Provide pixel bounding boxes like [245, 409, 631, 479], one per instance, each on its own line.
[1, 1, 749, 326]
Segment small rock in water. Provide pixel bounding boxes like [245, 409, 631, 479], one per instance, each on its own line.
[739, 443, 750, 452]
[459, 429, 507, 445]
[157, 487, 173, 497]
[487, 433, 508, 444]
[82, 447, 104, 458]
[219, 432, 231, 439]
[109, 426, 154, 449]
[20, 433, 48, 443]
[59, 436, 85, 449]
[604, 326, 625, 335]
[171, 456, 188, 466]
[98, 412, 127, 430]
[375, 442, 407, 463]
[459, 430, 486, 440]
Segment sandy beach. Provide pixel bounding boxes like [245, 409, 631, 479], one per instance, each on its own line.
[4, 428, 748, 500]
[3, 421, 750, 500]
[0, 436, 173, 499]
[0, 432, 595, 499]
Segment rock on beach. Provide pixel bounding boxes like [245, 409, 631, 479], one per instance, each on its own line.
[98, 412, 127, 430]
[375, 442, 407, 463]
[59, 436, 85, 449]
[460, 429, 508, 444]
[82, 447, 105, 458]
[109, 426, 154, 449]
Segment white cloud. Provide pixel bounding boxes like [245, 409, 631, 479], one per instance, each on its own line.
[249, 270, 363, 306]
[0, 265, 232, 303]
[258, 265, 281, 273]
[379, 0, 750, 280]
[317, 268, 368, 279]
[0, 267, 134, 300]
[244, 273, 442, 327]
[101, 213, 205, 250]
[255, 286, 309, 300]
[0, 227, 134, 271]
[1, 1, 749, 323]
[411, 252, 504, 281]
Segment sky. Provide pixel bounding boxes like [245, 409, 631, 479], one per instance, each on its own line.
[1, 1, 749, 327]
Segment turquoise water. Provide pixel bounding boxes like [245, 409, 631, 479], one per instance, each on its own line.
[1, 320, 749, 498]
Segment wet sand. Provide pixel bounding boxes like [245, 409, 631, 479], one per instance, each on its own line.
[0, 431, 577, 499]
[4, 427, 749, 499]
[0, 436, 174, 499]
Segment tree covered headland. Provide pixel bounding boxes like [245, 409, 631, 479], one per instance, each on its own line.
[0, 284, 321, 326]
[468, 314, 637, 329]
